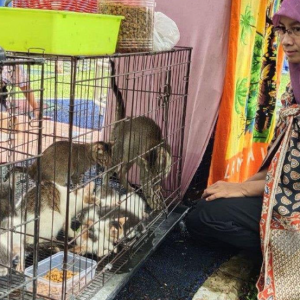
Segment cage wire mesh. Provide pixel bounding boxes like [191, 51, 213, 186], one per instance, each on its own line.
[0, 55, 45, 299]
[1, 47, 192, 300]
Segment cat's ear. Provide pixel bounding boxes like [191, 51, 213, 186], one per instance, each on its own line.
[86, 219, 94, 227]
[117, 217, 128, 226]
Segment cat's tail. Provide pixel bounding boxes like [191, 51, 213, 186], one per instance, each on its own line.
[109, 59, 126, 121]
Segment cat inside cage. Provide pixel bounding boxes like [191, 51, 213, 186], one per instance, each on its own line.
[0, 48, 191, 299]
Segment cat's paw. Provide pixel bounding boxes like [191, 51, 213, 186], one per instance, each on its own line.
[70, 245, 86, 255]
[147, 197, 165, 211]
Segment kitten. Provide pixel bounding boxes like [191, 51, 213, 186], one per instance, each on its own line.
[0, 215, 24, 276]
[22, 181, 99, 245]
[71, 207, 125, 257]
[104, 59, 172, 210]
[10, 140, 111, 186]
[71, 186, 147, 257]
[96, 185, 148, 220]
[72, 204, 144, 257]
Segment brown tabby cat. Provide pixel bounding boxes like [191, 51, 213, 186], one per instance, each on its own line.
[10, 140, 111, 186]
[104, 60, 172, 210]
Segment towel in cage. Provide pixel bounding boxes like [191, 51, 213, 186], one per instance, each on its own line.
[43, 99, 104, 130]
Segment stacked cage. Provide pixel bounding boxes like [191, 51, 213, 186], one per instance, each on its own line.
[1, 47, 191, 299]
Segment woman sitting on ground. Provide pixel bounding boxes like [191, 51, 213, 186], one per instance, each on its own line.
[186, 0, 300, 299]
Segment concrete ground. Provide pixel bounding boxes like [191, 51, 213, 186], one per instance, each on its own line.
[113, 225, 257, 300]
[114, 226, 242, 300]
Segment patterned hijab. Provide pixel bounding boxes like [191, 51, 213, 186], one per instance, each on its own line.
[273, 0, 300, 104]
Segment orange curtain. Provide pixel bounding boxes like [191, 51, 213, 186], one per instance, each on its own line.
[208, 0, 283, 184]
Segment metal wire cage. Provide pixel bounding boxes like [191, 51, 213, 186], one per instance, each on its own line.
[13, 0, 97, 13]
[1, 47, 192, 300]
[0, 54, 45, 299]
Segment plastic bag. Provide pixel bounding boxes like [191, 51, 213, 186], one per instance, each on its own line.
[153, 12, 180, 51]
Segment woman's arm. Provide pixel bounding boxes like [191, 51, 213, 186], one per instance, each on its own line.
[244, 167, 268, 182]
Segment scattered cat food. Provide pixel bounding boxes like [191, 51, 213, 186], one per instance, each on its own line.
[43, 268, 78, 283]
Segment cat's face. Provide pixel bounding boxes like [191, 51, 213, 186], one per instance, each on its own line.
[75, 209, 127, 257]
[92, 142, 112, 167]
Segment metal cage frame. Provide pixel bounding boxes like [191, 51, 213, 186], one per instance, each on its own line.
[0, 47, 192, 300]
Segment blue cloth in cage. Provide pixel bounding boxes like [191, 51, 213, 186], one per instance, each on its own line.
[43, 99, 104, 130]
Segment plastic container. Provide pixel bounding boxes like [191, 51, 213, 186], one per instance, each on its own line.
[13, 0, 97, 13]
[0, 7, 124, 55]
[25, 251, 97, 299]
[98, 0, 155, 52]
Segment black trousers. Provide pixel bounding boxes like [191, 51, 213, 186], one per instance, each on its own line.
[185, 197, 263, 258]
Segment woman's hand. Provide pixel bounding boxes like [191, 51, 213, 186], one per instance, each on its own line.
[202, 181, 247, 201]
[202, 179, 265, 201]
